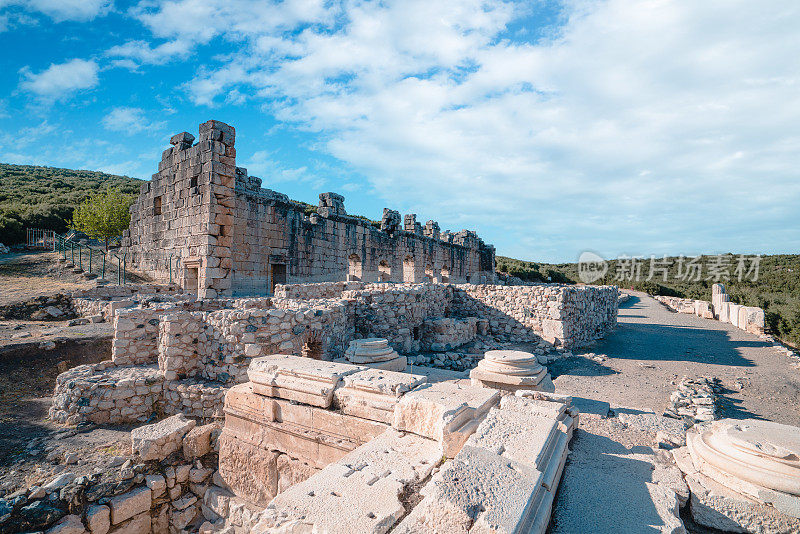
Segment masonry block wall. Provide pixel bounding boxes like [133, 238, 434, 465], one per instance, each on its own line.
[122, 120, 496, 297]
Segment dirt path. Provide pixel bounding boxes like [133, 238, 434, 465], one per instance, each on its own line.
[551, 291, 800, 426]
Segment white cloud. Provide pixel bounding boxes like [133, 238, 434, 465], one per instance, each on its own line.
[106, 39, 192, 67]
[102, 107, 167, 134]
[4, 0, 112, 22]
[18, 58, 99, 100]
[128, 0, 800, 260]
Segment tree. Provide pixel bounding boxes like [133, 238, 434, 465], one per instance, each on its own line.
[71, 189, 134, 250]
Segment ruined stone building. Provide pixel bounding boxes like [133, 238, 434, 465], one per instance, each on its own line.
[121, 120, 496, 297]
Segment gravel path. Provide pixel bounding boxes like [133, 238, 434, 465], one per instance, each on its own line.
[551, 291, 800, 426]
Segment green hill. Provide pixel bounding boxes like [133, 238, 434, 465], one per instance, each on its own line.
[497, 254, 800, 346]
[0, 163, 143, 244]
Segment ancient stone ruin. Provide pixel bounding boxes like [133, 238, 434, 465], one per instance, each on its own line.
[120, 120, 496, 298]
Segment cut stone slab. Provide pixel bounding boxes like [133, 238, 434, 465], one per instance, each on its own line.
[394, 445, 543, 534]
[131, 413, 196, 461]
[465, 396, 571, 480]
[220, 383, 387, 506]
[334, 367, 426, 424]
[392, 381, 499, 457]
[251, 429, 441, 534]
[247, 354, 362, 408]
[108, 486, 151, 525]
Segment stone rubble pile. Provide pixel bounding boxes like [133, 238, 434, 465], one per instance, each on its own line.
[470, 350, 555, 393]
[663, 376, 719, 424]
[673, 418, 800, 533]
[419, 316, 487, 352]
[0, 294, 76, 321]
[343, 337, 406, 372]
[0, 413, 230, 534]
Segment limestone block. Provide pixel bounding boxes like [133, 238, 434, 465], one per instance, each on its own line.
[144, 474, 166, 498]
[109, 511, 151, 534]
[396, 446, 544, 534]
[203, 486, 234, 518]
[672, 419, 800, 532]
[131, 413, 196, 461]
[393, 381, 499, 457]
[46, 514, 87, 534]
[247, 354, 362, 408]
[86, 504, 110, 534]
[183, 423, 217, 459]
[108, 486, 151, 525]
[334, 367, 426, 424]
[252, 429, 440, 533]
[465, 396, 572, 490]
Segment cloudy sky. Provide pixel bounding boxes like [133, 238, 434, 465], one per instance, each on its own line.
[1, 0, 798, 262]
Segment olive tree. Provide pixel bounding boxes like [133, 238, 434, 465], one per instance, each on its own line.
[71, 189, 134, 250]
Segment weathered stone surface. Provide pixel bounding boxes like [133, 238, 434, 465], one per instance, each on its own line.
[393, 381, 499, 456]
[248, 354, 362, 408]
[46, 514, 87, 534]
[252, 429, 440, 533]
[673, 418, 800, 529]
[334, 367, 426, 424]
[108, 511, 150, 534]
[395, 445, 542, 534]
[470, 350, 555, 393]
[108, 486, 151, 525]
[183, 423, 216, 459]
[131, 413, 195, 461]
[86, 504, 110, 534]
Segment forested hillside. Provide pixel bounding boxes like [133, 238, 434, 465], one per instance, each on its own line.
[0, 163, 143, 244]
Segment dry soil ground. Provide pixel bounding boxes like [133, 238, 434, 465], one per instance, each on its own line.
[0, 252, 131, 495]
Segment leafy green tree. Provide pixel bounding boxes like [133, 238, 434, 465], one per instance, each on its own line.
[71, 189, 135, 250]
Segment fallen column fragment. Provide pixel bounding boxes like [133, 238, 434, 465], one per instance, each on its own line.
[470, 349, 555, 393]
[673, 418, 800, 533]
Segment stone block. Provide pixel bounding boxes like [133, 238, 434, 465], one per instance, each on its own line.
[108, 486, 151, 525]
[334, 367, 426, 424]
[183, 423, 216, 459]
[392, 381, 499, 457]
[131, 413, 196, 461]
[86, 504, 110, 534]
[144, 474, 166, 498]
[247, 354, 362, 408]
[252, 430, 440, 533]
[109, 511, 151, 534]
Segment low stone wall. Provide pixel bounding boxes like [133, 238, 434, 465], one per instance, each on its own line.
[452, 284, 618, 348]
[653, 284, 765, 336]
[0, 414, 230, 534]
[50, 281, 617, 427]
[275, 281, 365, 300]
[344, 283, 452, 353]
[50, 362, 163, 425]
[420, 316, 482, 352]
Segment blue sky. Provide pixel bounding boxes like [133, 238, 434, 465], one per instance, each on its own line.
[1, 0, 798, 262]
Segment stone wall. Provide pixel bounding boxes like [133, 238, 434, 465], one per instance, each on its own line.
[452, 284, 618, 348]
[0, 414, 231, 534]
[653, 283, 765, 336]
[52, 280, 618, 426]
[121, 120, 495, 298]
